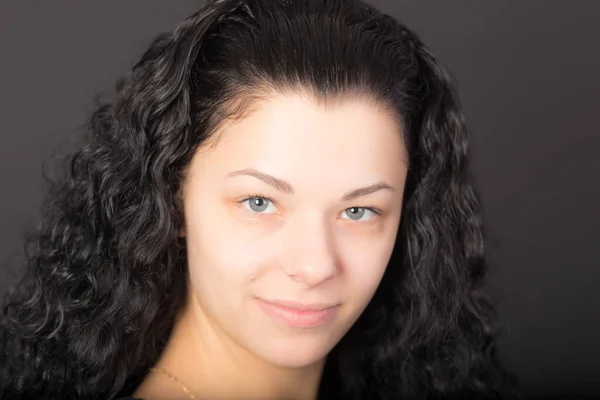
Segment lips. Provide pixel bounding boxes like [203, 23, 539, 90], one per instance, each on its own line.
[260, 298, 338, 311]
[256, 298, 339, 328]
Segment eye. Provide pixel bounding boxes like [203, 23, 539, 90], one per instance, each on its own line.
[341, 207, 380, 222]
[239, 195, 278, 214]
[238, 195, 382, 221]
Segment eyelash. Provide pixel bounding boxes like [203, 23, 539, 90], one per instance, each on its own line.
[237, 193, 383, 219]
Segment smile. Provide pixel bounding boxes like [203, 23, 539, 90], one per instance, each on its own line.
[255, 298, 339, 329]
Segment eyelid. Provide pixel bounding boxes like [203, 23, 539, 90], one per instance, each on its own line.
[236, 193, 383, 221]
[238, 193, 277, 206]
[238, 193, 278, 215]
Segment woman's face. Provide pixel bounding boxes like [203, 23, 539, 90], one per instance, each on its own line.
[181, 92, 408, 369]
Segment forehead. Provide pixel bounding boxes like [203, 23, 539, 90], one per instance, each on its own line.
[208, 92, 404, 151]
[189, 92, 407, 185]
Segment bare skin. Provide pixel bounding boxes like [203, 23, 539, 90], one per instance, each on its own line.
[134, 91, 408, 400]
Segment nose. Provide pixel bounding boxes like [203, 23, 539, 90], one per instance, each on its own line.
[281, 214, 339, 287]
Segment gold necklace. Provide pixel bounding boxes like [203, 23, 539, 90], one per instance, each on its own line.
[148, 367, 199, 399]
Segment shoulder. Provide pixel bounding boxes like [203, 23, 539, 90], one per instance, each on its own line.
[115, 397, 143, 400]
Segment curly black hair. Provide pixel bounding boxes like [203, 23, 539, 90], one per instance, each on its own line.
[0, 0, 523, 399]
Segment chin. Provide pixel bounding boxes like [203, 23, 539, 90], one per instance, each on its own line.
[254, 336, 334, 369]
[263, 351, 328, 369]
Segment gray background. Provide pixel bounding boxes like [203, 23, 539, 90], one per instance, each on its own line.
[1, 0, 598, 397]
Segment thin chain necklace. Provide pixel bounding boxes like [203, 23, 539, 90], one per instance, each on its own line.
[149, 367, 199, 399]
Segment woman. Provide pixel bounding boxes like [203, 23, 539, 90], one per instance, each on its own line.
[0, 0, 522, 399]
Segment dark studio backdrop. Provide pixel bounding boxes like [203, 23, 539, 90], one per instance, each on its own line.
[0, 0, 598, 398]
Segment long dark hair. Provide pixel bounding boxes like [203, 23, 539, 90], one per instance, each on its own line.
[0, 0, 522, 398]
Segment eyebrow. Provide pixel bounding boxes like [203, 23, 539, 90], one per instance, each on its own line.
[227, 168, 395, 201]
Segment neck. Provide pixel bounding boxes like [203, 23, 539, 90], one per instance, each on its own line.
[136, 292, 325, 400]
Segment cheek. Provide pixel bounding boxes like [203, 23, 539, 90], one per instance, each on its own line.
[341, 232, 398, 303]
[184, 202, 275, 293]
[345, 255, 388, 302]
[185, 227, 257, 320]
